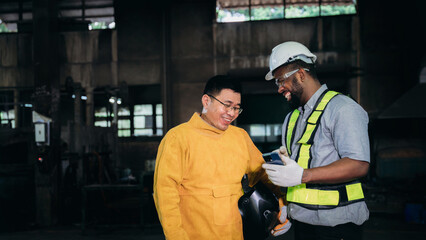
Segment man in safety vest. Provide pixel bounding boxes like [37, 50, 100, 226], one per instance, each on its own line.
[262, 41, 370, 240]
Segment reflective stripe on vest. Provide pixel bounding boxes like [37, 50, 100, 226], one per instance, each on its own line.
[285, 90, 365, 209]
[285, 110, 300, 156]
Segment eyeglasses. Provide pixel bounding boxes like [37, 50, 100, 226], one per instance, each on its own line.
[207, 94, 243, 114]
[275, 68, 309, 88]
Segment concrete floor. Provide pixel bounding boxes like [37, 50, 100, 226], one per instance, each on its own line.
[0, 213, 425, 240]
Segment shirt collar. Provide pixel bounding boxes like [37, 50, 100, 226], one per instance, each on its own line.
[189, 112, 226, 135]
[298, 84, 328, 113]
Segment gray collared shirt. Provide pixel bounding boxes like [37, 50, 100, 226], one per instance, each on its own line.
[282, 84, 370, 226]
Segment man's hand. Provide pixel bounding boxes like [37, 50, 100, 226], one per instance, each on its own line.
[271, 205, 291, 236]
[262, 146, 304, 187]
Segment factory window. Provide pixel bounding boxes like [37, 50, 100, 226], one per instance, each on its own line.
[94, 107, 111, 127]
[0, 0, 30, 33]
[94, 104, 163, 137]
[0, 18, 16, 33]
[216, 0, 357, 23]
[236, 93, 292, 152]
[0, 109, 15, 128]
[0, 0, 114, 32]
[94, 105, 131, 136]
[134, 104, 163, 137]
[117, 107, 131, 137]
[0, 90, 16, 128]
[240, 123, 282, 143]
[58, 0, 115, 30]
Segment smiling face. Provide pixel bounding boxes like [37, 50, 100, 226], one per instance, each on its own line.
[201, 88, 241, 131]
[274, 65, 304, 109]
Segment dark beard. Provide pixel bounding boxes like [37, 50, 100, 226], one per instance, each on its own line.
[289, 93, 301, 110]
[288, 76, 303, 110]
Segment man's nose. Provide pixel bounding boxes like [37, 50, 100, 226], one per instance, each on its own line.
[227, 108, 236, 117]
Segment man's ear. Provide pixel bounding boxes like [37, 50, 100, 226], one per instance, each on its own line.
[201, 94, 210, 109]
[297, 68, 307, 83]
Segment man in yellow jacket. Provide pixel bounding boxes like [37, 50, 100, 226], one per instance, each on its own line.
[153, 75, 290, 239]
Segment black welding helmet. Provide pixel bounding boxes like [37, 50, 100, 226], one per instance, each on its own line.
[239, 180, 280, 240]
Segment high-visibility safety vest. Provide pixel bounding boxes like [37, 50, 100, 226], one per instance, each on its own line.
[285, 90, 365, 210]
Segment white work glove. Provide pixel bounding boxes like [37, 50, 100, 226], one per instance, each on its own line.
[273, 145, 288, 157]
[271, 204, 292, 236]
[262, 146, 304, 187]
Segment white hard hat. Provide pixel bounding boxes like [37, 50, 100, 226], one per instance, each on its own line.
[265, 41, 317, 80]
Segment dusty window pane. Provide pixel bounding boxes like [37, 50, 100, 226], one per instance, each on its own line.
[156, 115, 163, 128]
[118, 107, 130, 116]
[216, 0, 249, 23]
[95, 107, 108, 117]
[285, 5, 319, 18]
[7, 109, 14, 118]
[156, 129, 163, 135]
[95, 120, 109, 127]
[118, 119, 131, 128]
[217, 7, 249, 22]
[134, 104, 153, 115]
[249, 124, 266, 136]
[266, 124, 282, 142]
[134, 116, 145, 128]
[134, 129, 153, 136]
[145, 116, 153, 128]
[250, 6, 284, 21]
[320, 3, 356, 16]
[216, 0, 356, 22]
[118, 129, 131, 137]
[156, 104, 163, 114]
[265, 124, 282, 136]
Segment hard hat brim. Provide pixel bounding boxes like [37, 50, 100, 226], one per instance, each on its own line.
[265, 71, 274, 81]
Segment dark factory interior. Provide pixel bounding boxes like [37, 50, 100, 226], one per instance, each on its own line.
[0, 0, 425, 239]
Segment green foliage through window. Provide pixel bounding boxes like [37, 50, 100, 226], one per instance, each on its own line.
[0, 19, 15, 33]
[89, 21, 115, 30]
[216, 1, 357, 23]
[251, 7, 284, 21]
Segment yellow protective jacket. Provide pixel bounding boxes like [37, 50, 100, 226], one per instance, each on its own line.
[153, 113, 277, 240]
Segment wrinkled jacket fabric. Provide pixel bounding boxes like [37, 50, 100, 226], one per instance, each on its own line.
[153, 113, 275, 240]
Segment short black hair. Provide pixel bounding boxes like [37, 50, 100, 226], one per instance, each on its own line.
[203, 75, 242, 96]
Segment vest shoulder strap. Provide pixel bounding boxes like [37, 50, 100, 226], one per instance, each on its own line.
[285, 90, 365, 209]
[285, 109, 300, 156]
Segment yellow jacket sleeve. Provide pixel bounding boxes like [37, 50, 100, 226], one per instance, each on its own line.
[242, 130, 285, 199]
[153, 131, 190, 240]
